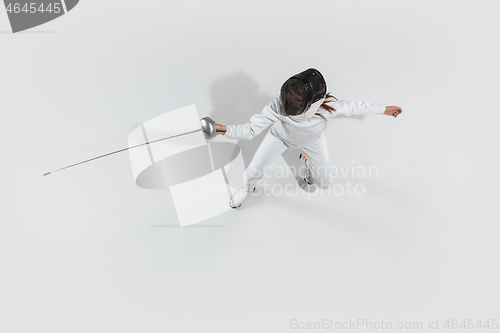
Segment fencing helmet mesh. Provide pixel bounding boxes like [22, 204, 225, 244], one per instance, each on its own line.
[279, 68, 327, 117]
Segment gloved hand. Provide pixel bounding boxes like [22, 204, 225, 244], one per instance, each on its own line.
[215, 123, 227, 135]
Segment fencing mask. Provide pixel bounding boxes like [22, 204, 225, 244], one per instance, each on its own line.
[279, 68, 327, 122]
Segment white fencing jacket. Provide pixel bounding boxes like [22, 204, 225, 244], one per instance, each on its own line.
[223, 97, 385, 147]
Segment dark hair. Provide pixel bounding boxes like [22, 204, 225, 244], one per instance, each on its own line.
[314, 92, 338, 121]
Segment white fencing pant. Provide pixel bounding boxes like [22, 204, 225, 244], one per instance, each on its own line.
[243, 131, 332, 190]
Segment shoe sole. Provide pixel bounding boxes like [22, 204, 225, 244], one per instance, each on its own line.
[299, 154, 314, 185]
[229, 187, 255, 209]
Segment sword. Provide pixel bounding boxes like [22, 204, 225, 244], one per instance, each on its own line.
[43, 116, 216, 177]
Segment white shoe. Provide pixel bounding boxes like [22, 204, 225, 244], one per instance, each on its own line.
[229, 186, 255, 208]
[299, 153, 314, 185]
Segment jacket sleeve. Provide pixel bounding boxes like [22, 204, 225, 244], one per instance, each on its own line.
[324, 99, 386, 119]
[222, 98, 281, 140]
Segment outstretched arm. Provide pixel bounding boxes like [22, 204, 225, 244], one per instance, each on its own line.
[214, 98, 281, 140]
[325, 100, 403, 119]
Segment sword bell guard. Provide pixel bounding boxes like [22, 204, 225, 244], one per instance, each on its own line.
[200, 116, 216, 140]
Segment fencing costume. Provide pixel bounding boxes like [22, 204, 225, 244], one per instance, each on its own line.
[224, 69, 386, 208]
[224, 97, 385, 206]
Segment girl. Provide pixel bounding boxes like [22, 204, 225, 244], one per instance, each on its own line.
[214, 68, 402, 208]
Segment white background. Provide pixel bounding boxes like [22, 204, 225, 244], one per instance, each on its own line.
[1, 1, 499, 332]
